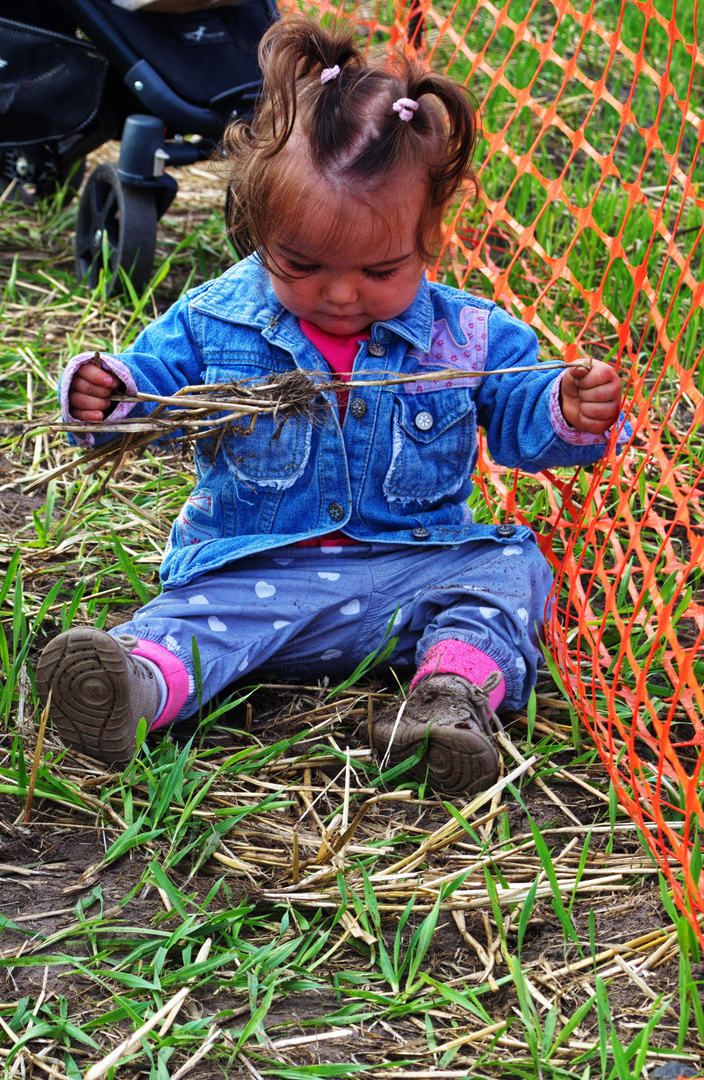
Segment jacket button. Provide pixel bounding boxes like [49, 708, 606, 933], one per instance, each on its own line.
[349, 398, 367, 419]
[414, 410, 434, 432]
[368, 342, 386, 357]
[411, 526, 431, 540]
[328, 503, 345, 522]
[496, 523, 516, 537]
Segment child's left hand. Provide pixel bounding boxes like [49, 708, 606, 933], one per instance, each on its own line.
[559, 361, 622, 434]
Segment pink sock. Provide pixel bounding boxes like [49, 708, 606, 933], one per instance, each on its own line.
[411, 640, 506, 711]
[132, 639, 190, 730]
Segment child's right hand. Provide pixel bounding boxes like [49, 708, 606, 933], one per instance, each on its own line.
[69, 360, 123, 422]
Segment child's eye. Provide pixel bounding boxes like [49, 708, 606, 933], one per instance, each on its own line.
[286, 259, 318, 275]
[364, 267, 398, 281]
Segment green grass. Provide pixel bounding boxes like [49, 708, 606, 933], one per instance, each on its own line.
[433, 0, 704, 373]
[1, 0, 703, 1074]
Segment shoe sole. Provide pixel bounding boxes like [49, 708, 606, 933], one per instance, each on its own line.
[376, 722, 499, 797]
[36, 628, 138, 765]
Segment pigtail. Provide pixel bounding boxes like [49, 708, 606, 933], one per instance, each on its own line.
[255, 18, 363, 158]
[337, 58, 477, 199]
[221, 18, 365, 256]
[405, 65, 479, 202]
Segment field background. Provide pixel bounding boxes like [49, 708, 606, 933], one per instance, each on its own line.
[1, 0, 703, 1077]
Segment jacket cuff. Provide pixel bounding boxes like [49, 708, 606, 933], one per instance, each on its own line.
[548, 371, 632, 448]
[60, 352, 138, 447]
[549, 371, 606, 445]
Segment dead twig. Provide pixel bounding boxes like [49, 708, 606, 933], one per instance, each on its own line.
[22, 357, 588, 492]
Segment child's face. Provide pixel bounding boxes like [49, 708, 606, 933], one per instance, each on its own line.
[267, 170, 427, 337]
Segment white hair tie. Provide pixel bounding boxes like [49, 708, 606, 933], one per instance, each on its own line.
[321, 65, 341, 85]
[392, 97, 419, 121]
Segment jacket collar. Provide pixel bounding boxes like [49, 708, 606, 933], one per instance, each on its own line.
[188, 255, 434, 354]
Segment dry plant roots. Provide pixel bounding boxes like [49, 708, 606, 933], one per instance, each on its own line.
[23, 356, 591, 492]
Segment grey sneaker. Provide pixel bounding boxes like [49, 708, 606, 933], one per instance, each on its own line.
[371, 673, 501, 797]
[36, 628, 160, 765]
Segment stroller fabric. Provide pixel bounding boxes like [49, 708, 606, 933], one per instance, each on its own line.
[3, 1, 75, 36]
[0, 18, 108, 147]
[93, 0, 270, 107]
[112, 1, 244, 11]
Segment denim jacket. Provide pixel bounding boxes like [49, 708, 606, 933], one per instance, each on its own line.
[62, 256, 620, 589]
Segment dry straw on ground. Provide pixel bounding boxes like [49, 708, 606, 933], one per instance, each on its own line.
[0, 684, 698, 1078]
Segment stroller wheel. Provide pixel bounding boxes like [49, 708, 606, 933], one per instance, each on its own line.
[0, 148, 85, 208]
[75, 163, 157, 296]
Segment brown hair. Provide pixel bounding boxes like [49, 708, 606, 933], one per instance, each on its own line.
[222, 16, 479, 271]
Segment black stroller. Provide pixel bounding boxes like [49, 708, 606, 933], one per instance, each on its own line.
[0, 0, 278, 292]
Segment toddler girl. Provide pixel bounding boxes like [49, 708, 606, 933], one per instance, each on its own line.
[37, 17, 623, 795]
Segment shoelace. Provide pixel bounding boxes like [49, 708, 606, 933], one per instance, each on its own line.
[113, 634, 154, 682]
[462, 671, 505, 734]
[114, 633, 139, 651]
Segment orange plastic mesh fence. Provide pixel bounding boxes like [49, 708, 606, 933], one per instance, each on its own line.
[285, 0, 704, 936]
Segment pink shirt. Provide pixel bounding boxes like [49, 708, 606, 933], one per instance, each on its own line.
[297, 319, 370, 546]
[299, 319, 369, 420]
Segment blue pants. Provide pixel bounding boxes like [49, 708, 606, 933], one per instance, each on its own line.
[115, 539, 553, 721]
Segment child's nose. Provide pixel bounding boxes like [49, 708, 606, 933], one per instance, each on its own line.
[322, 274, 358, 306]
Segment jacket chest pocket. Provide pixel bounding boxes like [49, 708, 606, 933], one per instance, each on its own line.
[382, 390, 476, 504]
[225, 412, 312, 489]
[206, 363, 313, 491]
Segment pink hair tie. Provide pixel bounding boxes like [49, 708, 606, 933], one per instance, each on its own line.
[393, 97, 419, 121]
[320, 64, 341, 84]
